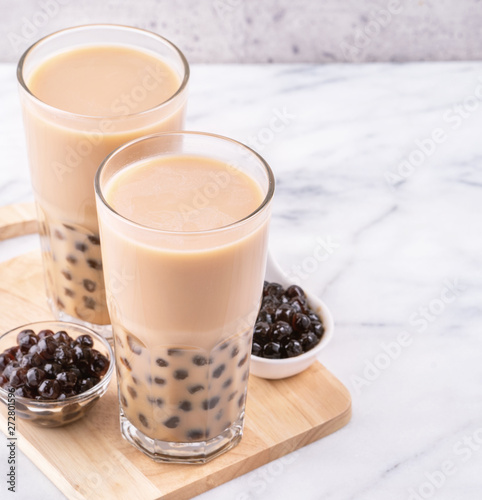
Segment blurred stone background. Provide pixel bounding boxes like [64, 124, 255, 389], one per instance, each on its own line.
[1, 0, 481, 63]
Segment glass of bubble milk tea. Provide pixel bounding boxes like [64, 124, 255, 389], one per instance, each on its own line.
[95, 132, 275, 463]
[17, 25, 189, 337]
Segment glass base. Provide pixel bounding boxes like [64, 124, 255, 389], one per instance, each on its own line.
[120, 411, 245, 464]
[49, 299, 113, 341]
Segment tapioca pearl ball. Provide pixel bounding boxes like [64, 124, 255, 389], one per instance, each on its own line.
[188, 384, 204, 395]
[0, 353, 13, 370]
[167, 348, 183, 356]
[292, 313, 311, 334]
[90, 351, 109, 377]
[261, 298, 278, 315]
[15, 386, 35, 398]
[289, 297, 305, 314]
[251, 342, 262, 356]
[83, 279, 96, 293]
[253, 322, 270, 345]
[300, 332, 319, 352]
[262, 342, 282, 359]
[274, 303, 294, 323]
[154, 377, 166, 386]
[230, 345, 239, 358]
[120, 357, 132, 371]
[265, 282, 284, 298]
[202, 396, 220, 410]
[187, 429, 205, 440]
[192, 355, 207, 366]
[17, 329, 37, 352]
[227, 390, 238, 402]
[26, 367, 45, 388]
[283, 339, 303, 358]
[285, 284, 305, 300]
[2, 363, 18, 380]
[86, 258, 102, 270]
[80, 377, 98, 392]
[44, 362, 62, 378]
[38, 337, 57, 360]
[75, 334, 94, 348]
[222, 378, 233, 389]
[164, 416, 180, 429]
[88, 235, 101, 245]
[139, 414, 149, 428]
[257, 310, 273, 324]
[53, 330, 71, 344]
[54, 345, 74, 366]
[174, 369, 188, 380]
[75, 242, 88, 252]
[127, 385, 137, 399]
[179, 401, 192, 412]
[38, 379, 61, 399]
[270, 321, 292, 343]
[56, 370, 77, 388]
[311, 321, 324, 339]
[213, 364, 225, 379]
[238, 393, 246, 408]
[120, 393, 128, 407]
[238, 353, 248, 367]
[155, 357, 169, 367]
[9, 367, 27, 388]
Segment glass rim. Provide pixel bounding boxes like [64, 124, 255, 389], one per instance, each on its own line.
[94, 131, 276, 236]
[16, 23, 190, 121]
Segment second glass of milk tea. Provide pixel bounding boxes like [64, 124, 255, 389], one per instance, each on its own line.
[95, 132, 274, 463]
[17, 25, 189, 336]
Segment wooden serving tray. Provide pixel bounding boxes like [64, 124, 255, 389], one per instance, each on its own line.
[0, 203, 351, 500]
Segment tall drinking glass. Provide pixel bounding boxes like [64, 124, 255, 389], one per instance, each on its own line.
[17, 25, 189, 337]
[95, 132, 274, 463]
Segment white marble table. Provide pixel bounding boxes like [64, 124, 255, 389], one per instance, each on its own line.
[0, 62, 481, 500]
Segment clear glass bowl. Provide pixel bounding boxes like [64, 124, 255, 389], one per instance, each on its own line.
[0, 321, 113, 427]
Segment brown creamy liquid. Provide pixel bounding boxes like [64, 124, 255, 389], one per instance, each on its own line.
[23, 45, 185, 325]
[101, 155, 269, 442]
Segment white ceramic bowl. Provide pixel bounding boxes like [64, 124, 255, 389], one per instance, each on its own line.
[249, 252, 334, 379]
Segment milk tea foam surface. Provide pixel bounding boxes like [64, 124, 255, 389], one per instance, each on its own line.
[100, 155, 269, 441]
[22, 45, 185, 325]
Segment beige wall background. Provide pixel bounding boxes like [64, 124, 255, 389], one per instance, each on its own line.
[1, 0, 481, 63]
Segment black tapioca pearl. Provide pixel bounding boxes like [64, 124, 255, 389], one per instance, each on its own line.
[64, 288, 75, 298]
[174, 369, 188, 380]
[83, 296, 96, 310]
[155, 357, 168, 367]
[188, 384, 204, 394]
[54, 229, 65, 240]
[139, 414, 149, 428]
[164, 416, 180, 429]
[238, 394, 245, 408]
[154, 377, 166, 385]
[66, 255, 77, 264]
[120, 357, 131, 370]
[187, 429, 204, 440]
[132, 376, 139, 385]
[63, 223, 75, 231]
[222, 378, 233, 389]
[88, 235, 100, 245]
[120, 393, 128, 407]
[167, 348, 183, 356]
[114, 334, 124, 348]
[231, 345, 240, 358]
[127, 335, 142, 355]
[238, 354, 248, 367]
[213, 364, 225, 379]
[75, 242, 88, 252]
[61, 270, 72, 281]
[127, 386, 137, 399]
[179, 401, 192, 412]
[227, 391, 238, 402]
[242, 370, 249, 381]
[192, 355, 207, 366]
[87, 258, 102, 270]
[215, 409, 223, 421]
[202, 396, 220, 410]
[219, 341, 229, 351]
[83, 279, 96, 292]
[57, 298, 65, 309]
